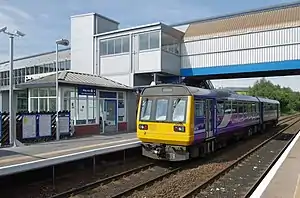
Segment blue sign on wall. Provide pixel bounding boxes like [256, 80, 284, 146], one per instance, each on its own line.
[78, 86, 96, 96]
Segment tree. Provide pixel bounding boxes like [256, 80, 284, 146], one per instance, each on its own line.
[248, 78, 300, 114]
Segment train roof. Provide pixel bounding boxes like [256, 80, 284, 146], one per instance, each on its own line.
[226, 93, 259, 102]
[256, 97, 280, 104]
[140, 84, 278, 104]
[140, 84, 230, 97]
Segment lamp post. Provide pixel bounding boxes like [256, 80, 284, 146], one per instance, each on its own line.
[55, 39, 69, 141]
[0, 27, 25, 147]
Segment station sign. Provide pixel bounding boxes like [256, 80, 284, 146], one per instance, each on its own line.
[78, 86, 96, 96]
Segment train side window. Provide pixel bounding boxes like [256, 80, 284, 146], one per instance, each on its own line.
[195, 101, 204, 117]
[217, 100, 224, 116]
[232, 102, 237, 113]
[155, 99, 169, 121]
[140, 98, 153, 120]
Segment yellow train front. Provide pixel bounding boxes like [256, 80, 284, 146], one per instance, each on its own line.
[137, 84, 195, 161]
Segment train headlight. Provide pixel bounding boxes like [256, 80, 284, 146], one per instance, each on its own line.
[173, 125, 185, 132]
[139, 124, 148, 130]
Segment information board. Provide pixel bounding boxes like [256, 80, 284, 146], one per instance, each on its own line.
[39, 114, 52, 137]
[22, 115, 37, 139]
[59, 115, 70, 134]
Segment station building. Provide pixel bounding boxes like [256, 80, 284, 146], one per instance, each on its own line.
[0, 2, 298, 135]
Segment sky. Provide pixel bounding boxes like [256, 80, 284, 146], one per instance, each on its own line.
[0, 0, 299, 90]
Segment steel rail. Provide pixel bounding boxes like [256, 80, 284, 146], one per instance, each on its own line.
[180, 116, 300, 198]
[49, 162, 155, 198]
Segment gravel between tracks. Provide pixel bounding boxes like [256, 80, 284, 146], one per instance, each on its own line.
[129, 119, 297, 198]
[3, 158, 151, 198]
[72, 165, 176, 198]
[195, 119, 300, 198]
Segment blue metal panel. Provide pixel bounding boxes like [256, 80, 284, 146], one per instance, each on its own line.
[180, 59, 300, 76]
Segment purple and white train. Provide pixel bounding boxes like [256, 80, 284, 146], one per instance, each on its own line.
[137, 84, 280, 161]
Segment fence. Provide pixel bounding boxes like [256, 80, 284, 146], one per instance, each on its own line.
[0, 111, 71, 147]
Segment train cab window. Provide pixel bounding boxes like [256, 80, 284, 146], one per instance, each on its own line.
[172, 98, 187, 122]
[140, 98, 153, 121]
[155, 99, 168, 121]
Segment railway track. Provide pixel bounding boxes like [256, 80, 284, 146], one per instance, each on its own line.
[180, 115, 300, 198]
[48, 114, 297, 198]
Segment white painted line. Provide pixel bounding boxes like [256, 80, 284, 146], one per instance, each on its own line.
[250, 131, 300, 198]
[0, 141, 141, 170]
[293, 174, 300, 198]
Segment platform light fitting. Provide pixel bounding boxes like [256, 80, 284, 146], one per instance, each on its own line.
[14, 30, 25, 37]
[56, 39, 69, 46]
[0, 26, 7, 33]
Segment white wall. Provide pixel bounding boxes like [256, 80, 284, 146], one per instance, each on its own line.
[181, 27, 300, 69]
[71, 13, 118, 75]
[182, 44, 300, 68]
[136, 50, 161, 73]
[71, 14, 95, 74]
[161, 51, 180, 75]
[102, 73, 134, 87]
[100, 54, 131, 75]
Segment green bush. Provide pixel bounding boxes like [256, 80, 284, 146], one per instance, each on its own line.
[248, 78, 300, 114]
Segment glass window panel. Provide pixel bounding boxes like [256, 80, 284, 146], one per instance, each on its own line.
[139, 33, 149, 51]
[114, 38, 122, 54]
[118, 92, 124, 99]
[140, 98, 152, 121]
[66, 60, 71, 70]
[29, 67, 34, 74]
[100, 40, 107, 55]
[172, 98, 187, 122]
[122, 36, 129, 53]
[34, 66, 39, 74]
[49, 88, 56, 96]
[39, 98, 48, 111]
[107, 39, 114, 54]
[31, 88, 39, 97]
[150, 31, 159, 49]
[39, 66, 44, 73]
[21, 68, 25, 76]
[17, 98, 28, 112]
[31, 98, 38, 112]
[39, 88, 48, 97]
[155, 99, 168, 121]
[49, 98, 56, 112]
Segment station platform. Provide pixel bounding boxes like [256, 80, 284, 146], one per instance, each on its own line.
[250, 131, 300, 198]
[0, 132, 140, 177]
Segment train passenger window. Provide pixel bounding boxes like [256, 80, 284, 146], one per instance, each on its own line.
[172, 98, 187, 122]
[224, 101, 232, 114]
[155, 99, 168, 121]
[140, 98, 152, 120]
[195, 101, 204, 117]
[217, 101, 224, 116]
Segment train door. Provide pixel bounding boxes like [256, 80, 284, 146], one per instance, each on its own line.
[205, 99, 214, 138]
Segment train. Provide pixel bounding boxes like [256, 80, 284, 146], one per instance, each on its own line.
[136, 84, 280, 161]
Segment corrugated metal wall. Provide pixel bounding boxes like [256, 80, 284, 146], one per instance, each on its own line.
[181, 26, 300, 68]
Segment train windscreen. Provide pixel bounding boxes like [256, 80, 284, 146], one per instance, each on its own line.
[139, 97, 187, 123]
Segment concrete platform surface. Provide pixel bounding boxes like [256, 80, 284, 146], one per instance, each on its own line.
[250, 132, 300, 198]
[0, 132, 140, 177]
